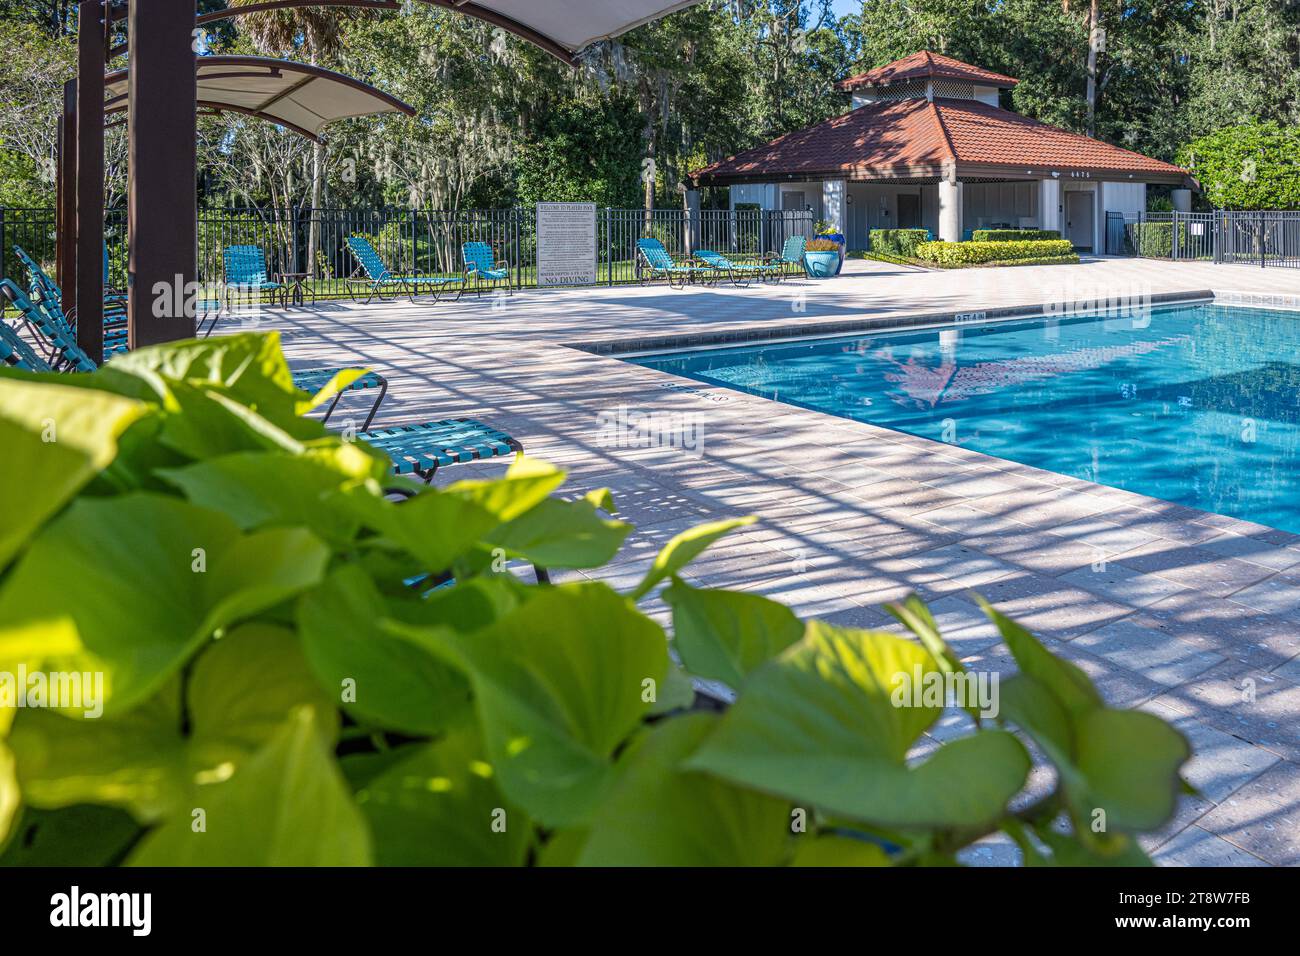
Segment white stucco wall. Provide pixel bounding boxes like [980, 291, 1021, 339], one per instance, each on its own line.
[1101, 181, 1146, 217]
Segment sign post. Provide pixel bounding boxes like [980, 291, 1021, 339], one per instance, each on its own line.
[536, 202, 597, 288]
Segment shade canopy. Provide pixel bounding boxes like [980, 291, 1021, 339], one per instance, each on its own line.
[103, 56, 416, 143]
[421, 0, 704, 61]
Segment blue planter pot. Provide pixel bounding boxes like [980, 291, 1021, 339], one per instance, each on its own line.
[804, 251, 840, 278]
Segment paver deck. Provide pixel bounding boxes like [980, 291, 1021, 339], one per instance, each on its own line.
[247, 256, 1300, 866]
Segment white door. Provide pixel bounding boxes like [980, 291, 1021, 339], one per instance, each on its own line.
[1066, 192, 1095, 250]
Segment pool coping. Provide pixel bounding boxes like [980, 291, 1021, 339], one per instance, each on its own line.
[567, 288, 1216, 357]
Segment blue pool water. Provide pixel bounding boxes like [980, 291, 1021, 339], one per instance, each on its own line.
[632, 303, 1300, 533]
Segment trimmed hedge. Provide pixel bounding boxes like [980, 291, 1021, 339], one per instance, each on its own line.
[970, 228, 1061, 242]
[869, 228, 931, 257]
[1127, 222, 1188, 258]
[915, 239, 1077, 266]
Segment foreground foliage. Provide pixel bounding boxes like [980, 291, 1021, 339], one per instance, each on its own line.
[0, 333, 1190, 866]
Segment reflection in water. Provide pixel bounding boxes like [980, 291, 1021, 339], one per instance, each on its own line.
[633, 305, 1300, 534]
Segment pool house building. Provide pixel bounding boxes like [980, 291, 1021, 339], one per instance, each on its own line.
[692, 51, 1195, 253]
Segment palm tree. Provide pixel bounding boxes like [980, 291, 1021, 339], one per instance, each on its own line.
[230, 1, 351, 277]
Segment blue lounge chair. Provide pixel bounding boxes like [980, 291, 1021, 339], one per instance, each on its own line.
[1, 280, 103, 372]
[461, 242, 512, 297]
[0, 279, 387, 429]
[636, 238, 713, 289]
[0, 315, 54, 371]
[13, 244, 128, 325]
[345, 237, 462, 304]
[222, 245, 285, 311]
[694, 249, 784, 287]
[360, 419, 522, 480]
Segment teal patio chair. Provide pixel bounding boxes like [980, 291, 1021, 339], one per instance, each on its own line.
[346, 237, 462, 304]
[636, 238, 712, 289]
[764, 235, 808, 278]
[1, 287, 520, 482]
[461, 242, 512, 297]
[13, 244, 128, 329]
[1, 280, 98, 372]
[0, 314, 54, 371]
[1, 279, 387, 429]
[222, 245, 285, 311]
[694, 249, 784, 287]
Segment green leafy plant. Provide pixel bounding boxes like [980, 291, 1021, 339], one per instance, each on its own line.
[868, 228, 931, 257]
[0, 333, 1190, 866]
[970, 229, 1062, 242]
[916, 239, 1079, 267]
[1126, 221, 1189, 259]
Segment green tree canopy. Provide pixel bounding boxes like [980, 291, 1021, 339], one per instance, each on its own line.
[1178, 121, 1300, 210]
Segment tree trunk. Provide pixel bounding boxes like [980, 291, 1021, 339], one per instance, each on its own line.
[308, 140, 324, 277]
[1085, 0, 1101, 138]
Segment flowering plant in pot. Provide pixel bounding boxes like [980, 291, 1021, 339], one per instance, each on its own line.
[804, 238, 842, 278]
[815, 230, 847, 274]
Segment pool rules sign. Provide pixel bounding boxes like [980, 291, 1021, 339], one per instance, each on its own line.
[537, 202, 598, 287]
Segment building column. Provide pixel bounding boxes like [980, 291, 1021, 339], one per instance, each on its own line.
[76, 0, 105, 365]
[938, 179, 963, 242]
[684, 188, 700, 254]
[1171, 188, 1192, 213]
[1039, 177, 1062, 234]
[822, 179, 846, 233]
[128, 0, 197, 347]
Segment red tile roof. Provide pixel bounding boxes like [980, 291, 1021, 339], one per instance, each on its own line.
[838, 51, 1018, 92]
[692, 97, 1189, 185]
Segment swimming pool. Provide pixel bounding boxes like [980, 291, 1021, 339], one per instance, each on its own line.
[631, 302, 1300, 534]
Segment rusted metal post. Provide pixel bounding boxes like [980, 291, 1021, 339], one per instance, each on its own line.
[76, 0, 105, 363]
[127, 0, 197, 345]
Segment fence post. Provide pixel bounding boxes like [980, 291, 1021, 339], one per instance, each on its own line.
[1261, 212, 1266, 269]
[606, 207, 613, 286]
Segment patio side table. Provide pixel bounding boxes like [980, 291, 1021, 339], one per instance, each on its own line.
[277, 272, 311, 307]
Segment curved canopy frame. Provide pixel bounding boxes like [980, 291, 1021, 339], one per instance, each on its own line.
[67, 0, 705, 358]
[108, 1, 706, 65]
[102, 55, 417, 144]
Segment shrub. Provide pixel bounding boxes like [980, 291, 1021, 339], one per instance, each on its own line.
[805, 238, 840, 252]
[0, 334, 1189, 866]
[915, 239, 1076, 266]
[1177, 121, 1300, 210]
[869, 228, 931, 257]
[970, 229, 1061, 242]
[1127, 221, 1188, 258]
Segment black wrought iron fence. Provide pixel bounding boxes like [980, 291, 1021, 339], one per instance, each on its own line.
[1106, 209, 1300, 268]
[0, 203, 814, 313]
[1105, 211, 1215, 260]
[1216, 210, 1300, 269]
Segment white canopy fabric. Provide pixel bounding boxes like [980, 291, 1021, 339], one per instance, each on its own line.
[103, 56, 415, 143]
[424, 0, 705, 59]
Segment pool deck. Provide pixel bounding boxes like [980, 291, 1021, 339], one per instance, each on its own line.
[258, 256, 1300, 866]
